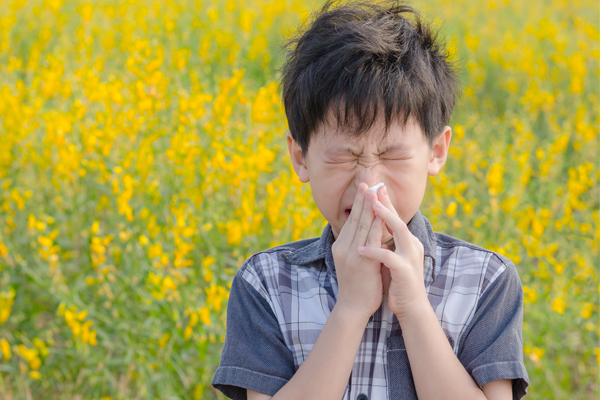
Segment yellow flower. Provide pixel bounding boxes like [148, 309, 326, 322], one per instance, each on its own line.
[0, 289, 16, 324]
[581, 303, 594, 319]
[91, 220, 99, 234]
[522, 286, 538, 304]
[199, 306, 211, 325]
[225, 220, 243, 246]
[158, 332, 170, 348]
[147, 243, 163, 259]
[29, 371, 41, 379]
[77, 310, 88, 321]
[462, 202, 473, 214]
[446, 202, 457, 216]
[239, 10, 256, 33]
[208, 8, 218, 22]
[248, 34, 268, 61]
[487, 162, 504, 195]
[139, 235, 149, 246]
[1, 339, 11, 361]
[162, 276, 177, 291]
[184, 326, 193, 340]
[202, 255, 216, 268]
[551, 297, 566, 314]
[89, 330, 98, 346]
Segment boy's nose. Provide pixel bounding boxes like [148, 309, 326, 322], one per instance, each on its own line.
[355, 169, 384, 191]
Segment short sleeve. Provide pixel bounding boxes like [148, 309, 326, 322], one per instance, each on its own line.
[457, 258, 530, 399]
[211, 262, 295, 399]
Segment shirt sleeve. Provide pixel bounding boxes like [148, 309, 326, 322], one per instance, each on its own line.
[456, 256, 530, 399]
[211, 260, 296, 399]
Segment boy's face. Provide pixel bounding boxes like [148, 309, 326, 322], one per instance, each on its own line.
[287, 113, 451, 248]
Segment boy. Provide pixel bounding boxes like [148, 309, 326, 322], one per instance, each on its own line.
[212, 0, 529, 399]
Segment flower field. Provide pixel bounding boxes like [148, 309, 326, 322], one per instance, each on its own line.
[0, 0, 597, 398]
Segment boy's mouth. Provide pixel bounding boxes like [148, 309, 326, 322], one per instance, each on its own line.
[345, 208, 351, 218]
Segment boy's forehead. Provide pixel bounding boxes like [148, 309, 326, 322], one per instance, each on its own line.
[317, 120, 414, 151]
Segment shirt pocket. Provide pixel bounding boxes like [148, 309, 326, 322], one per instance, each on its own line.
[386, 335, 418, 400]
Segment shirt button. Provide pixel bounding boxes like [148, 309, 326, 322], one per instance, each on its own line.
[357, 394, 368, 400]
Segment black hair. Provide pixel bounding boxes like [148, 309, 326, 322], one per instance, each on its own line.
[279, 0, 461, 158]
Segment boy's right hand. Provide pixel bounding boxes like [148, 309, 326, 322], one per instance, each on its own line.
[331, 182, 386, 322]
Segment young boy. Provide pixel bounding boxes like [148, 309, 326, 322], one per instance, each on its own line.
[212, 1, 529, 399]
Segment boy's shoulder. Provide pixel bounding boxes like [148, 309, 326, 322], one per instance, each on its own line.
[239, 236, 321, 273]
[233, 236, 326, 297]
[432, 230, 521, 294]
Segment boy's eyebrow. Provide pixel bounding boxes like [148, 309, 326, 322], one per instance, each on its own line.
[324, 143, 411, 155]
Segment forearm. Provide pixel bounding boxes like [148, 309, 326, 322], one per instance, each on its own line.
[272, 304, 368, 400]
[399, 303, 487, 400]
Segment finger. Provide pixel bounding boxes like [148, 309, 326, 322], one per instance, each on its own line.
[375, 184, 399, 217]
[357, 246, 400, 270]
[352, 189, 376, 248]
[375, 185, 398, 237]
[339, 182, 368, 244]
[364, 214, 384, 249]
[381, 243, 389, 250]
[372, 200, 413, 255]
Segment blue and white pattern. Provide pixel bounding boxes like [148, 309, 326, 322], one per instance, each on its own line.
[213, 209, 529, 400]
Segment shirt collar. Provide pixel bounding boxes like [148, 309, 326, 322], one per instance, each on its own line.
[281, 209, 438, 282]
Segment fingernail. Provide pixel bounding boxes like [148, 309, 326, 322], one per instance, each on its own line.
[358, 246, 366, 253]
[374, 200, 383, 209]
[382, 186, 388, 196]
[359, 184, 366, 194]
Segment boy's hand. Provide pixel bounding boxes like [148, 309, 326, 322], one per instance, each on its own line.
[372, 185, 399, 296]
[357, 199, 429, 324]
[332, 182, 387, 322]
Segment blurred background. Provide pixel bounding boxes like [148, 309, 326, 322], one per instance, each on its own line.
[0, 0, 597, 398]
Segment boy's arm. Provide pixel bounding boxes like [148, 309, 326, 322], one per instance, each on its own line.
[259, 184, 384, 399]
[359, 200, 528, 400]
[249, 303, 370, 400]
[249, 185, 396, 400]
[399, 258, 528, 400]
[251, 304, 513, 400]
[248, 294, 512, 400]
[399, 300, 511, 400]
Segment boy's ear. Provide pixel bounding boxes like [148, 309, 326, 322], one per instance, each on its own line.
[427, 126, 452, 176]
[286, 131, 310, 183]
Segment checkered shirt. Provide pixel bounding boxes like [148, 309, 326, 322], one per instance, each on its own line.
[212, 209, 529, 399]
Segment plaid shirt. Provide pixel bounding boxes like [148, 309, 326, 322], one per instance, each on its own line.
[212, 210, 529, 399]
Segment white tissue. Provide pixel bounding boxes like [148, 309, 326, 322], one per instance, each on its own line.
[368, 182, 385, 192]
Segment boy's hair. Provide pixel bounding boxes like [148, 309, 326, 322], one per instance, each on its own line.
[279, 0, 461, 158]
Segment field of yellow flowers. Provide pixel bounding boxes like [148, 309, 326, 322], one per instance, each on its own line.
[0, 0, 597, 398]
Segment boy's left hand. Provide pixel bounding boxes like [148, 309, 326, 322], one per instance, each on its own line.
[358, 198, 429, 323]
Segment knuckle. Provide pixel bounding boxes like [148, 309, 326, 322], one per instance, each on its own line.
[365, 235, 377, 246]
[358, 222, 370, 232]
